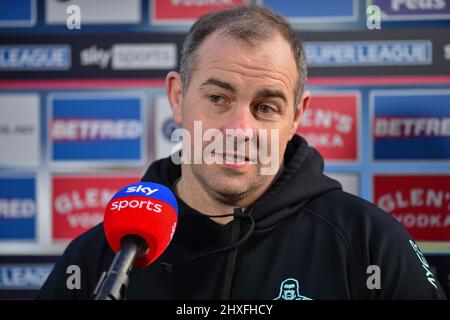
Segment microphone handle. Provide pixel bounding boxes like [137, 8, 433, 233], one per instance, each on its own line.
[93, 235, 147, 300]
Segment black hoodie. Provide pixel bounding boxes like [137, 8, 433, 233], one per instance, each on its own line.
[37, 135, 446, 300]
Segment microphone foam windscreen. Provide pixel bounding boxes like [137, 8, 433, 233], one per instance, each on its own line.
[104, 182, 178, 267]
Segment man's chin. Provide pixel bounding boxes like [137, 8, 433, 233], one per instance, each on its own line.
[213, 163, 261, 179]
[205, 182, 252, 205]
[212, 184, 249, 198]
[191, 166, 266, 205]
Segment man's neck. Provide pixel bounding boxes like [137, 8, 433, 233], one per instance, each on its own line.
[174, 165, 270, 225]
[173, 165, 282, 225]
[174, 176, 237, 225]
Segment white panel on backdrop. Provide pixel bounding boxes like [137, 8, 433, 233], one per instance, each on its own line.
[0, 94, 40, 167]
[45, 0, 141, 24]
[327, 173, 359, 196]
[154, 94, 181, 160]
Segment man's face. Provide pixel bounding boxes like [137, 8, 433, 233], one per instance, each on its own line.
[168, 31, 310, 205]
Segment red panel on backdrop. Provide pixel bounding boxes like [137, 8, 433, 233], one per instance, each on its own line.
[297, 93, 359, 162]
[152, 0, 247, 22]
[374, 174, 450, 242]
[52, 175, 140, 241]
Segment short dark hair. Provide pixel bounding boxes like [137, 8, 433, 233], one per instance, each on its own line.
[180, 5, 307, 107]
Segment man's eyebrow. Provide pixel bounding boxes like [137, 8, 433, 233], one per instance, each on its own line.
[254, 88, 288, 104]
[199, 78, 236, 93]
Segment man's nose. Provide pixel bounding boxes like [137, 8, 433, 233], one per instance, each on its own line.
[223, 106, 254, 138]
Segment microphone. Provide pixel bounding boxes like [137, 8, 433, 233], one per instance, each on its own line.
[93, 182, 178, 300]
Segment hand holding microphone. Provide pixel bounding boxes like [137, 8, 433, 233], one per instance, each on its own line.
[93, 182, 178, 300]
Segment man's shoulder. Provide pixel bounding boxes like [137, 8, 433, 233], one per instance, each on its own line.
[36, 223, 113, 299]
[65, 223, 108, 256]
[303, 189, 407, 243]
[53, 223, 112, 277]
[301, 190, 446, 299]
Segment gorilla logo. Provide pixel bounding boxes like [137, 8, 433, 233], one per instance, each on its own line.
[274, 278, 312, 300]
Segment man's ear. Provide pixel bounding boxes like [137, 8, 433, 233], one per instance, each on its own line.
[290, 91, 311, 139]
[165, 71, 184, 124]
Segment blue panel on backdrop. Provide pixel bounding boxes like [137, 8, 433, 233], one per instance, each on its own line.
[261, 0, 356, 22]
[372, 90, 450, 160]
[0, 177, 36, 240]
[0, 0, 35, 26]
[49, 93, 145, 162]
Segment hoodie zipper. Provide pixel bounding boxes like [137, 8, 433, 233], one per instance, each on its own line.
[220, 209, 243, 300]
[220, 206, 257, 300]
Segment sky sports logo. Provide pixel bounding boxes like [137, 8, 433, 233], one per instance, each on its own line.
[126, 184, 159, 196]
[371, 90, 450, 161]
[0, 45, 71, 70]
[48, 93, 145, 162]
[110, 199, 163, 213]
[305, 40, 431, 66]
[110, 185, 162, 211]
[80, 44, 176, 70]
[111, 182, 178, 215]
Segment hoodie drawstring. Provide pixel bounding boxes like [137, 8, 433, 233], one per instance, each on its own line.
[160, 207, 255, 277]
[221, 208, 243, 300]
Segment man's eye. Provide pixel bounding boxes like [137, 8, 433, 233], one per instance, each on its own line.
[209, 95, 226, 104]
[256, 104, 276, 114]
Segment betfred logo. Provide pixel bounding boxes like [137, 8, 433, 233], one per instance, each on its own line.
[371, 90, 450, 160]
[51, 119, 142, 141]
[48, 92, 145, 163]
[374, 117, 450, 139]
[374, 174, 450, 242]
[151, 0, 247, 24]
[52, 175, 139, 241]
[297, 92, 359, 162]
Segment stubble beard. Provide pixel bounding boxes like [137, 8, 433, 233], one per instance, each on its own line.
[189, 163, 266, 206]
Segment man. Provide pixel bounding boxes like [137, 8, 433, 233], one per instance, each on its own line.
[38, 5, 446, 300]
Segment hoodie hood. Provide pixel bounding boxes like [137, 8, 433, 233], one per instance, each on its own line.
[141, 134, 342, 230]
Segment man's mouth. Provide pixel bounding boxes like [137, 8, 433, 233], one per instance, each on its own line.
[214, 153, 254, 164]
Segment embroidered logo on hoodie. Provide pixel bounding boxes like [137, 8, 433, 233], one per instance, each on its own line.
[274, 278, 313, 300]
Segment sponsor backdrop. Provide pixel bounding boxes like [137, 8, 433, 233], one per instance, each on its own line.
[0, 0, 449, 298]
